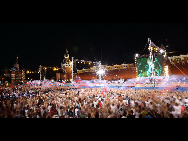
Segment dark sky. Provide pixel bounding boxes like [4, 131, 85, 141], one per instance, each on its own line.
[1, 23, 188, 71]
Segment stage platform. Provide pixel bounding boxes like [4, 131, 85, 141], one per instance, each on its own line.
[64, 83, 188, 92]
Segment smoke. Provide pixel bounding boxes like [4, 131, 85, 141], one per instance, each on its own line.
[119, 75, 188, 91]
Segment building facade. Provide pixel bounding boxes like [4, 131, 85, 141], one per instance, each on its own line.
[10, 56, 25, 83]
[56, 48, 188, 81]
[168, 53, 188, 65]
[167, 53, 188, 76]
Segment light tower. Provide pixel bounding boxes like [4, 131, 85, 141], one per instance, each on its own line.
[72, 57, 74, 82]
[148, 38, 155, 77]
[135, 53, 139, 78]
[96, 61, 105, 84]
[39, 65, 43, 81]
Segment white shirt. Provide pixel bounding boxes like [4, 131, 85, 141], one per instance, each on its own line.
[25, 109, 28, 116]
[75, 97, 78, 101]
[101, 101, 103, 105]
[183, 99, 188, 103]
[130, 100, 134, 107]
[121, 116, 127, 118]
[132, 108, 135, 115]
[179, 101, 184, 106]
[145, 101, 150, 107]
[48, 105, 52, 112]
[149, 104, 153, 110]
[111, 105, 117, 113]
[171, 111, 177, 117]
[52, 115, 59, 118]
[84, 101, 87, 106]
[14, 103, 17, 109]
[75, 109, 79, 116]
[123, 100, 128, 105]
[175, 99, 180, 104]
[93, 101, 98, 108]
[135, 112, 140, 118]
[174, 105, 181, 115]
[184, 103, 188, 107]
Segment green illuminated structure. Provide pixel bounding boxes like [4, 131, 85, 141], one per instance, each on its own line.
[136, 55, 164, 77]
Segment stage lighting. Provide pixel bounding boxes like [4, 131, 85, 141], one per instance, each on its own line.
[96, 69, 105, 75]
[135, 54, 139, 58]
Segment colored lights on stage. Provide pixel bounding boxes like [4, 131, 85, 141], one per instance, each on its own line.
[164, 65, 169, 78]
[96, 69, 105, 75]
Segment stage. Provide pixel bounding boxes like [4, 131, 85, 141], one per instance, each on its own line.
[65, 83, 188, 92]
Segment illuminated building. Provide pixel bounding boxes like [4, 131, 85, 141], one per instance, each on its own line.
[56, 40, 188, 81]
[4, 67, 10, 78]
[10, 56, 25, 83]
[167, 53, 188, 76]
[76, 63, 135, 73]
[168, 53, 188, 65]
[55, 48, 136, 81]
[56, 48, 73, 81]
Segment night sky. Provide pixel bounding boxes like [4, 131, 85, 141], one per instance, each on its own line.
[1, 23, 188, 72]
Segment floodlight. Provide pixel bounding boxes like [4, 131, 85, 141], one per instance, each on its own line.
[160, 49, 164, 54]
[96, 69, 105, 75]
[135, 54, 139, 58]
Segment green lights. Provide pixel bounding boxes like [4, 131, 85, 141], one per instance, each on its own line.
[137, 56, 164, 77]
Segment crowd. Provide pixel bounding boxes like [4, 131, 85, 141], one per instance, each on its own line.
[1, 84, 188, 118]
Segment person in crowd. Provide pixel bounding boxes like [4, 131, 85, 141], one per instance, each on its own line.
[145, 112, 152, 118]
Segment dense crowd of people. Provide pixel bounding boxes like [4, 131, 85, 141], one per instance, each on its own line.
[1, 84, 188, 118]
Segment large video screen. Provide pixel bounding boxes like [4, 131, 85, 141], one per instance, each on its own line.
[136, 55, 164, 77]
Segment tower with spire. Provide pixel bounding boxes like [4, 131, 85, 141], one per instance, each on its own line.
[14, 55, 19, 71]
[58, 47, 73, 82]
[61, 47, 71, 69]
[63, 48, 70, 63]
[11, 56, 24, 83]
